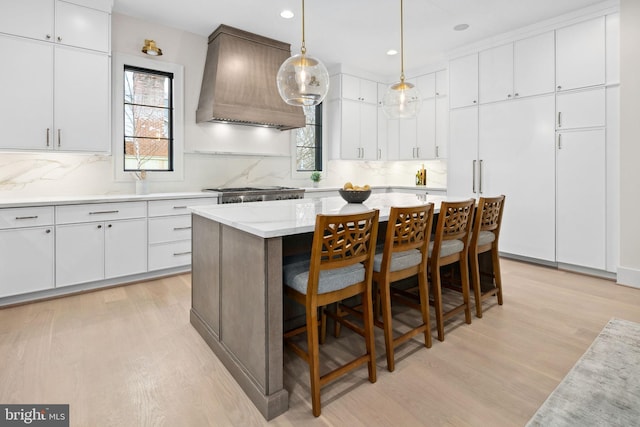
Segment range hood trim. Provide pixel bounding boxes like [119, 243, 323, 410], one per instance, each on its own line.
[196, 24, 306, 130]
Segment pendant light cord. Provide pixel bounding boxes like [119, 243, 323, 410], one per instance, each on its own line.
[400, 0, 405, 83]
[301, 0, 307, 55]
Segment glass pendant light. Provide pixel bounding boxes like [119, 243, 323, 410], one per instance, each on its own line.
[382, 0, 421, 119]
[277, 0, 329, 107]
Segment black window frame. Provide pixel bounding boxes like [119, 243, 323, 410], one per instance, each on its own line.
[123, 65, 175, 172]
[296, 104, 323, 172]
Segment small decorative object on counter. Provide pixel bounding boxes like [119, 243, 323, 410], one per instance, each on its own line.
[310, 171, 321, 188]
[339, 181, 371, 203]
[416, 164, 427, 186]
[134, 170, 148, 195]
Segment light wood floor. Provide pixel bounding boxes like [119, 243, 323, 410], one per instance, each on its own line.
[1, 259, 639, 426]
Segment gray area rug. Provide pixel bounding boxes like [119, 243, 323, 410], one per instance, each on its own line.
[527, 318, 640, 427]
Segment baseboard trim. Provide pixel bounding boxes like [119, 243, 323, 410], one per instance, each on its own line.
[617, 267, 640, 289]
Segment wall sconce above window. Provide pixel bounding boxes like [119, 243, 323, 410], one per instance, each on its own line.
[142, 39, 163, 56]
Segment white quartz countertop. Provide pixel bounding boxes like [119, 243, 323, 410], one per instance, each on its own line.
[190, 193, 449, 238]
[0, 192, 218, 209]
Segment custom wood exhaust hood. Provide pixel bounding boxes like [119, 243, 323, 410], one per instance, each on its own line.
[196, 24, 305, 130]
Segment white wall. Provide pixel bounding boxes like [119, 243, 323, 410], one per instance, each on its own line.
[0, 13, 445, 199]
[618, 0, 640, 287]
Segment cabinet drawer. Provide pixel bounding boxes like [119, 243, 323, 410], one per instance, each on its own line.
[557, 88, 606, 129]
[149, 215, 192, 244]
[56, 202, 147, 224]
[149, 241, 192, 271]
[0, 206, 54, 229]
[148, 197, 217, 217]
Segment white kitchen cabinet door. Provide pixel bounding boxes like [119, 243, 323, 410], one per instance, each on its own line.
[479, 43, 513, 104]
[416, 73, 436, 99]
[556, 129, 606, 269]
[606, 13, 620, 85]
[479, 95, 556, 262]
[0, 227, 54, 298]
[556, 17, 606, 91]
[54, 46, 110, 152]
[105, 218, 147, 279]
[398, 117, 417, 159]
[360, 103, 378, 160]
[556, 87, 606, 130]
[0, 0, 53, 41]
[416, 98, 436, 159]
[447, 107, 478, 199]
[386, 119, 400, 160]
[56, 222, 104, 287]
[514, 31, 555, 98]
[342, 74, 377, 104]
[0, 36, 54, 150]
[340, 100, 361, 159]
[449, 53, 478, 109]
[55, 0, 110, 52]
[435, 95, 449, 158]
[435, 70, 448, 97]
[377, 107, 388, 160]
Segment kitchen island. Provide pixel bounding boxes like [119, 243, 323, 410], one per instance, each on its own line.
[189, 193, 447, 420]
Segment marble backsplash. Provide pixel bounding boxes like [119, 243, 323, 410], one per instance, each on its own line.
[0, 151, 446, 199]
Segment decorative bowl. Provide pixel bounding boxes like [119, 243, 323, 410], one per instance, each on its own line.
[338, 189, 371, 204]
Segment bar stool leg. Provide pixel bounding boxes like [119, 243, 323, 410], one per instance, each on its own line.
[379, 277, 396, 372]
[431, 266, 445, 342]
[460, 256, 472, 324]
[418, 270, 432, 349]
[306, 305, 322, 416]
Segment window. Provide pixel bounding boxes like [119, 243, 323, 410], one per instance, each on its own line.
[295, 105, 322, 172]
[113, 53, 184, 182]
[123, 66, 173, 172]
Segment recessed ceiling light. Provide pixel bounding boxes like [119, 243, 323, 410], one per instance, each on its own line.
[387, 49, 398, 56]
[280, 10, 294, 19]
[454, 23, 469, 31]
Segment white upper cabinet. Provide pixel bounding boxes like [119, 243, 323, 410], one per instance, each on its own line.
[449, 53, 478, 108]
[479, 43, 513, 104]
[556, 16, 606, 91]
[479, 31, 555, 104]
[606, 13, 620, 85]
[0, 0, 54, 41]
[0, 36, 54, 150]
[513, 31, 556, 98]
[341, 74, 378, 104]
[0, 0, 110, 52]
[435, 70, 448, 97]
[54, 47, 110, 152]
[55, 1, 110, 52]
[416, 73, 436, 99]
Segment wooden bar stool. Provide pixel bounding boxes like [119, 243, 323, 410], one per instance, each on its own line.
[373, 204, 434, 372]
[469, 195, 506, 318]
[283, 210, 379, 417]
[429, 199, 475, 341]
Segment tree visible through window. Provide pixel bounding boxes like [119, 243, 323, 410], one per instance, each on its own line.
[295, 105, 322, 172]
[124, 65, 173, 172]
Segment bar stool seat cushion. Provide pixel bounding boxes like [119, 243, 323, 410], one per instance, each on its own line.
[429, 239, 465, 258]
[476, 230, 496, 246]
[284, 260, 365, 295]
[373, 249, 422, 273]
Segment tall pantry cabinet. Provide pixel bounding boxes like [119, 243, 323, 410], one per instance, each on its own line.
[448, 10, 619, 273]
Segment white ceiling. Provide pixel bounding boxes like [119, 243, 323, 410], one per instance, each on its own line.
[112, 0, 609, 80]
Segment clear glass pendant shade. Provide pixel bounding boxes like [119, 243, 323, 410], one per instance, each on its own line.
[277, 53, 329, 107]
[382, 81, 422, 119]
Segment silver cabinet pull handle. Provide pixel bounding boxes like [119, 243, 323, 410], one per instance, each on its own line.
[173, 206, 187, 209]
[46, 34, 51, 40]
[435, 146, 439, 158]
[15, 216, 38, 220]
[57, 36, 62, 42]
[378, 148, 381, 160]
[57, 129, 61, 147]
[46, 229, 51, 234]
[46, 128, 50, 147]
[97, 224, 102, 229]
[472, 160, 477, 193]
[173, 226, 192, 231]
[557, 111, 562, 128]
[173, 251, 191, 256]
[479, 159, 484, 194]
[558, 134, 562, 150]
[89, 210, 119, 215]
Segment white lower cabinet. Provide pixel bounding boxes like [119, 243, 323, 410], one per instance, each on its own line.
[55, 202, 147, 287]
[556, 129, 606, 269]
[147, 197, 218, 271]
[0, 206, 55, 297]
